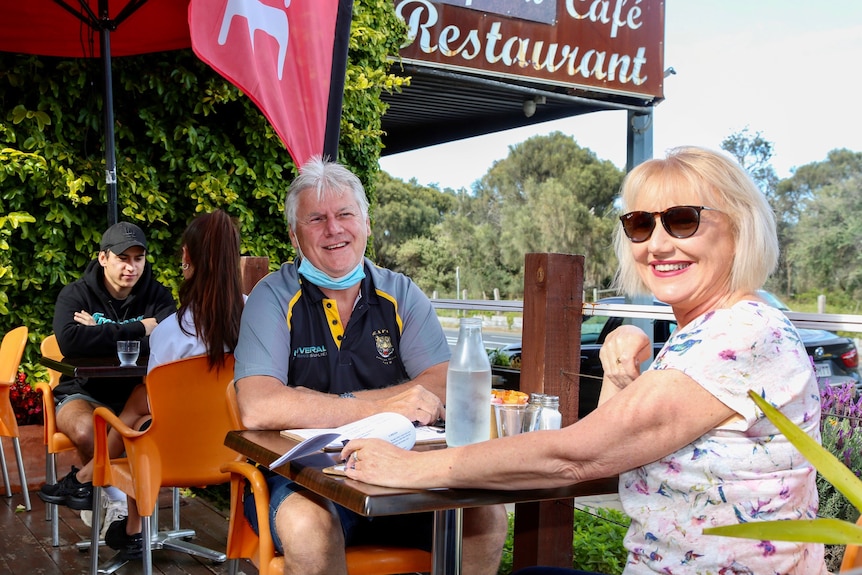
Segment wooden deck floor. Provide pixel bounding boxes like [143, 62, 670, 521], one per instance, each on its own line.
[0, 487, 260, 575]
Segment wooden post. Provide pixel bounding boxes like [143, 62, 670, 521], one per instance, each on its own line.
[240, 256, 270, 295]
[512, 252, 585, 570]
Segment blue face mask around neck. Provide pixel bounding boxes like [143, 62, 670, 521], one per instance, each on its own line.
[297, 257, 366, 290]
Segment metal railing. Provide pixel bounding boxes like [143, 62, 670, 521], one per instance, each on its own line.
[432, 299, 862, 334]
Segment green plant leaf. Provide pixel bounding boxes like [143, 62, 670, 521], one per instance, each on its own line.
[747, 389, 862, 512]
[704, 389, 862, 544]
[706, 518, 862, 545]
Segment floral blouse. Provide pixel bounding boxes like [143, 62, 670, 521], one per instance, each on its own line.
[619, 300, 827, 574]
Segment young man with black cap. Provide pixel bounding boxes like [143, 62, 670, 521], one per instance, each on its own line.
[38, 222, 175, 529]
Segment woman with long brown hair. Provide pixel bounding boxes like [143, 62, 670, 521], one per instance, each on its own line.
[105, 209, 246, 559]
[148, 209, 245, 371]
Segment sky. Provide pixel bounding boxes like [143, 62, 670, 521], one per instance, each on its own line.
[379, 0, 862, 190]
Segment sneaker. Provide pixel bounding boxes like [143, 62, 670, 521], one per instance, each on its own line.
[38, 466, 94, 510]
[101, 499, 128, 541]
[105, 517, 143, 561]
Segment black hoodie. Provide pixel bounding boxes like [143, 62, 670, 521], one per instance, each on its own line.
[52, 259, 176, 411]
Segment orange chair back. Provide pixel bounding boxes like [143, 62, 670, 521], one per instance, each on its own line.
[840, 515, 862, 572]
[93, 353, 241, 518]
[0, 326, 29, 437]
[35, 334, 76, 453]
[142, 353, 240, 487]
[39, 334, 61, 388]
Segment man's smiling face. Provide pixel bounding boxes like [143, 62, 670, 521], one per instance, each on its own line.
[290, 187, 370, 278]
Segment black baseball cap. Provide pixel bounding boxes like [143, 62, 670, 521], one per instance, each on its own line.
[100, 222, 148, 255]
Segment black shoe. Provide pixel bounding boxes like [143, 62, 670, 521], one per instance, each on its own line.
[105, 517, 143, 560]
[38, 466, 94, 510]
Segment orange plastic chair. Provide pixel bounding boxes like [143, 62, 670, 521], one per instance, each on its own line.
[840, 515, 862, 573]
[33, 334, 77, 545]
[89, 353, 241, 575]
[221, 382, 433, 575]
[0, 326, 30, 511]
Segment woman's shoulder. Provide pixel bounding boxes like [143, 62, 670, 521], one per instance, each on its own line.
[730, 298, 790, 325]
[152, 311, 183, 336]
[678, 299, 788, 340]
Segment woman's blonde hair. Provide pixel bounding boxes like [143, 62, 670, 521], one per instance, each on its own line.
[614, 146, 778, 296]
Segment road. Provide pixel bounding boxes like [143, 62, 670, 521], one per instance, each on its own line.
[442, 326, 519, 350]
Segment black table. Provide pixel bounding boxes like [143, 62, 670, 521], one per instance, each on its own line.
[225, 429, 618, 575]
[39, 355, 147, 379]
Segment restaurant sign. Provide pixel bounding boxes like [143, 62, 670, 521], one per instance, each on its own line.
[394, 0, 665, 100]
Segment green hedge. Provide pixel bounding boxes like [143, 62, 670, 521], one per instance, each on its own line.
[499, 507, 631, 575]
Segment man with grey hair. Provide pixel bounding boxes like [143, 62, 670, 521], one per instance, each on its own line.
[235, 157, 507, 574]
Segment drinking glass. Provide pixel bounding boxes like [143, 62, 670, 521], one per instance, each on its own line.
[117, 340, 140, 366]
[494, 404, 528, 437]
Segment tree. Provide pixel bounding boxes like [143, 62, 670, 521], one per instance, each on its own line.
[785, 150, 862, 299]
[371, 172, 453, 270]
[472, 132, 623, 295]
[721, 128, 779, 197]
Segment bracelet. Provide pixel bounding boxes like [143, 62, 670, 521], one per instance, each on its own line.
[339, 391, 356, 399]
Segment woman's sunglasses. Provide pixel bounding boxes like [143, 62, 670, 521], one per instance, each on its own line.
[619, 205, 718, 243]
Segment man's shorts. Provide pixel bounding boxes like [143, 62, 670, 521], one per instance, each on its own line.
[243, 471, 434, 554]
[56, 393, 121, 416]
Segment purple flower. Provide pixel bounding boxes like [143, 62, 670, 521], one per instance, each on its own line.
[719, 349, 737, 361]
[757, 540, 776, 556]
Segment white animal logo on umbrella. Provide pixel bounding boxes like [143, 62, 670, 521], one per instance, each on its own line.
[218, 0, 291, 80]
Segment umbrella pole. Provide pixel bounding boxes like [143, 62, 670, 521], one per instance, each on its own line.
[100, 20, 118, 227]
[323, 0, 354, 162]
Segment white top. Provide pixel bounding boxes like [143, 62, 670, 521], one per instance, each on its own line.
[619, 300, 826, 574]
[148, 295, 246, 373]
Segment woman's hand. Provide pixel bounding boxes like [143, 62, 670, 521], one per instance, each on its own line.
[599, 324, 652, 390]
[340, 438, 429, 488]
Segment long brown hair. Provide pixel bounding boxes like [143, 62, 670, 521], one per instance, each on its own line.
[178, 210, 244, 369]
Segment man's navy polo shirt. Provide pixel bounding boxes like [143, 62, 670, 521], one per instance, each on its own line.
[234, 258, 449, 394]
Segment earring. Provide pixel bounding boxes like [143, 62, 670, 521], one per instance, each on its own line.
[181, 263, 190, 271]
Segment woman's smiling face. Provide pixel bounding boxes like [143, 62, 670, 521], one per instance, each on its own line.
[629, 192, 736, 324]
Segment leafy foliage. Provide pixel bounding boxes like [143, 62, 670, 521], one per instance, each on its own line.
[571, 507, 631, 574]
[487, 348, 511, 367]
[497, 507, 631, 575]
[788, 152, 862, 298]
[372, 171, 454, 270]
[0, 0, 406, 374]
[818, 382, 862, 570]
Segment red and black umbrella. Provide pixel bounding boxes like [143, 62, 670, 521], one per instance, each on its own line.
[0, 0, 192, 225]
[0, 0, 350, 226]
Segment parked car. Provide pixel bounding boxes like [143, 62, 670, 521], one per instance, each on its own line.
[494, 292, 860, 419]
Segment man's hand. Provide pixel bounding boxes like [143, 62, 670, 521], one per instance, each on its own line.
[141, 317, 158, 335]
[379, 385, 445, 425]
[73, 310, 96, 326]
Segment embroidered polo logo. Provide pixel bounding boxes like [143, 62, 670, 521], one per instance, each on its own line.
[374, 334, 394, 359]
[293, 345, 327, 359]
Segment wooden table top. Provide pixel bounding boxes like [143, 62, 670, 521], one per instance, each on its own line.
[39, 355, 147, 379]
[224, 429, 618, 517]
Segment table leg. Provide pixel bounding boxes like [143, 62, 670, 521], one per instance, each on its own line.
[432, 508, 463, 575]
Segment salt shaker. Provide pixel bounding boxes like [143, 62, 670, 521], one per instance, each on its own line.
[537, 395, 561, 430]
[523, 393, 544, 432]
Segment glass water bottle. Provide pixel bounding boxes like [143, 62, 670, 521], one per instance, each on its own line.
[445, 318, 492, 447]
